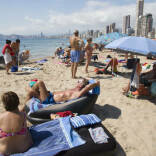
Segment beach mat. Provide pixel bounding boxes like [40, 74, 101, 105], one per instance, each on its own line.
[11, 117, 85, 156]
[56, 123, 116, 156]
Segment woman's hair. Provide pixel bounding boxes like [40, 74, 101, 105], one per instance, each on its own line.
[6, 40, 11, 44]
[1, 91, 19, 111]
[87, 37, 92, 42]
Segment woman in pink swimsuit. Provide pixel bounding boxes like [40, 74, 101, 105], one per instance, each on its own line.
[85, 38, 93, 73]
[0, 91, 33, 155]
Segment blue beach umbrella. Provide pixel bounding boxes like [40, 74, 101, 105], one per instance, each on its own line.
[105, 36, 156, 56]
[94, 32, 127, 45]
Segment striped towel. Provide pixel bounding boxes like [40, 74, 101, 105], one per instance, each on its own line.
[70, 114, 101, 128]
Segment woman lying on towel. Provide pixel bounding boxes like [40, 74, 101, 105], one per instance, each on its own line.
[0, 92, 33, 155]
[26, 79, 100, 105]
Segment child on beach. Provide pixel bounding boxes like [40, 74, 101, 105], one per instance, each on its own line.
[85, 38, 93, 73]
[2, 40, 14, 74]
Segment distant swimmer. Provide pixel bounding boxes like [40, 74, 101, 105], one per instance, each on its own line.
[70, 30, 83, 78]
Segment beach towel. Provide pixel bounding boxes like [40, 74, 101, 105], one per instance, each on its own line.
[70, 114, 101, 128]
[36, 59, 48, 64]
[28, 97, 53, 114]
[11, 116, 85, 156]
[142, 63, 151, 71]
[19, 67, 41, 72]
[88, 79, 100, 95]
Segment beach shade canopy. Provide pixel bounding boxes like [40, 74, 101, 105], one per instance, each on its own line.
[105, 36, 156, 56]
[94, 32, 128, 45]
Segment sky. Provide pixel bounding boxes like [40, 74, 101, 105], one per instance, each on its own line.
[0, 0, 156, 35]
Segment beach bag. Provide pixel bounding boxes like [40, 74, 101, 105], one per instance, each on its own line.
[11, 66, 18, 72]
[151, 82, 156, 97]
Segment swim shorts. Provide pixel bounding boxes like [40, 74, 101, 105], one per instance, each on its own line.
[42, 92, 56, 104]
[70, 50, 80, 63]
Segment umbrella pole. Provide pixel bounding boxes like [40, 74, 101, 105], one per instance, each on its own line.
[112, 51, 115, 76]
[18, 52, 20, 71]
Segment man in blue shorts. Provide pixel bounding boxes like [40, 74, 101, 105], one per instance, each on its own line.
[26, 79, 100, 104]
[70, 30, 83, 78]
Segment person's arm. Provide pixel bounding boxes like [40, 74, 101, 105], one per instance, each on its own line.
[78, 81, 100, 97]
[84, 43, 89, 51]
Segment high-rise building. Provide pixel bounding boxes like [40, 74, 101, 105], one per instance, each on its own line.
[135, 0, 144, 36]
[140, 13, 153, 37]
[148, 28, 155, 39]
[106, 25, 109, 34]
[109, 23, 116, 33]
[112, 23, 116, 32]
[122, 15, 130, 34]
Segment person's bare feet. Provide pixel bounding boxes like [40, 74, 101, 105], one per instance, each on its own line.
[6, 72, 11, 75]
[122, 87, 128, 94]
[73, 76, 78, 79]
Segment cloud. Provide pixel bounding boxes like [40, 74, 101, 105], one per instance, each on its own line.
[4, 0, 156, 35]
[24, 16, 44, 25]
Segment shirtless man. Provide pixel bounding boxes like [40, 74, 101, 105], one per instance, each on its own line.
[70, 30, 83, 78]
[26, 79, 100, 104]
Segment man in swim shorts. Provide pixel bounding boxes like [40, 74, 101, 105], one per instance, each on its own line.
[26, 79, 100, 104]
[70, 30, 83, 78]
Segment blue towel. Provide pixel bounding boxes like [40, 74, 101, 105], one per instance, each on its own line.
[70, 114, 101, 128]
[36, 59, 48, 64]
[28, 97, 53, 115]
[88, 79, 100, 95]
[11, 116, 85, 156]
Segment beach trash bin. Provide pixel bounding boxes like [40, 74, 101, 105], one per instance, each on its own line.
[11, 66, 18, 72]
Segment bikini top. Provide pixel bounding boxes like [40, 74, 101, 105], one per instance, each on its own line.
[0, 113, 27, 138]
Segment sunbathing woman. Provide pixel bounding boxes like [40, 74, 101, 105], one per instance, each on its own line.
[0, 91, 33, 155]
[26, 79, 100, 104]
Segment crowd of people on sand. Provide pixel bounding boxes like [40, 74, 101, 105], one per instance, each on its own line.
[0, 29, 156, 155]
[1, 39, 30, 74]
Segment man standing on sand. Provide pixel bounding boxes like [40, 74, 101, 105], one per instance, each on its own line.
[70, 30, 83, 79]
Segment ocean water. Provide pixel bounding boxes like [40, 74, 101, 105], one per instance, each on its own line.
[0, 38, 69, 59]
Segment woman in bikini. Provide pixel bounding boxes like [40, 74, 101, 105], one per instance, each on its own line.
[0, 91, 33, 155]
[85, 38, 93, 73]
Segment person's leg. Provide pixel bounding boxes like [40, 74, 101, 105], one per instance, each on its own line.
[73, 62, 78, 78]
[33, 80, 49, 102]
[6, 63, 10, 74]
[122, 81, 130, 93]
[6, 62, 12, 74]
[71, 62, 74, 78]
[85, 57, 89, 73]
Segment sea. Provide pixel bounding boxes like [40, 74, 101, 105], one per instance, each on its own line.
[0, 38, 69, 59]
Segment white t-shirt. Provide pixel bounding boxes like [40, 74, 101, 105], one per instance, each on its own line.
[3, 49, 12, 64]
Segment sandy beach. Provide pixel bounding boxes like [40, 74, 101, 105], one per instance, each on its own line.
[0, 50, 155, 156]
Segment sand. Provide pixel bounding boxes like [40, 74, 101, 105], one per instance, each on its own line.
[0, 50, 155, 156]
